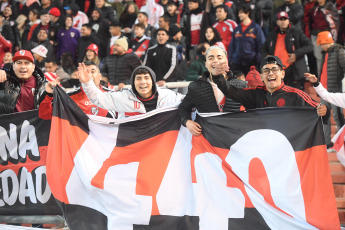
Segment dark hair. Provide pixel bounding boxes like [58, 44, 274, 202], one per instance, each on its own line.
[45, 57, 57, 65]
[157, 27, 168, 35]
[83, 60, 97, 67]
[30, 9, 39, 16]
[134, 23, 145, 29]
[159, 15, 170, 23]
[233, 70, 245, 79]
[215, 4, 227, 14]
[200, 26, 222, 45]
[82, 23, 92, 29]
[134, 67, 151, 76]
[238, 5, 251, 17]
[137, 12, 148, 18]
[196, 43, 208, 55]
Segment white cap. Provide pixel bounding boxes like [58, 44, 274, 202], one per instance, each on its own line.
[31, 45, 48, 58]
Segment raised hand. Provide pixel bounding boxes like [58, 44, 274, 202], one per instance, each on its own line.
[45, 77, 60, 94]
[0, 70, 7, 83]
[304, 73, 318, 83]
[77, 62, 92, 83]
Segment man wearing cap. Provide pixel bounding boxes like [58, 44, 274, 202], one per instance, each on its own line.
[305, 31, 345, 150]
[79, 64, 184, 118]
[31, 44, 48, 69]
[101, 37, 141, 89]
[262, 11, 313, 90]
[274, 0, 304, 30]
[49, 7, 63, 47]
[0, 50, 46, 114]
[143, 28, 178, 86]
[215, 53, 328, 114]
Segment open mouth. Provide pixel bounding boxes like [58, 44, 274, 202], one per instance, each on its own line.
[267, 77, 276, 83]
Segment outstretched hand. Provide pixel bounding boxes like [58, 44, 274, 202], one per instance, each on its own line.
[77, 62, 92, 83]
[304, 73, 318, 83]
[45, 77, 60, 94]
[210, 61, 229, 76]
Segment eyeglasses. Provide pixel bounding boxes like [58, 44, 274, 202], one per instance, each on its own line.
[261, 67, 281, 75]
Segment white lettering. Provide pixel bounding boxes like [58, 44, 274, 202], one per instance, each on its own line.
[35, 166, 51, 203]
[1, 169, 19, 206]
[19, 167, 37, 204]
[0, 124, 18, 161]
[19, 120, 39, 159]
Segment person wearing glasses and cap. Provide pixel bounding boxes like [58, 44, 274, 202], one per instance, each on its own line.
[262, 11, 313, 90]
[213, 52, 328, 120]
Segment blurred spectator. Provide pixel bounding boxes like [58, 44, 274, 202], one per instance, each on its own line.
[245, 66, 264, 88]
[0, 52, 13, 69]
[0, 13, 14, 55]
[24, 28, 54, 58]
[101, 37, 141, 88]
[262, 11, 313, 90]
[77, 23, 100, 63]
[256, 0, 272, 36]
[56, 15, 80, 63]
[130, 23, 151, 60]
[137, 12, 155, 38]
[44, 57, 69, 80]
[143, 28, 177, 86]
[31, 44, 48, 69]
[233, 70, 246, 81]
[274, 0, 304, 30]
[186, 42, 209, 81]
[3, 6, 20, 52]
[64, 3, 89, 31]
[22, 9, 40, 43]
[139, 0, 164, 29]
[60, 52, 76, 75]
[238, 0, 263, 27]
[60, 68, 81, 88]
[314, 31, 345, 149]
[168, 24, 186, 81]
[207, 0, 236, 25]
[158, 0, 169, 12]
[164, 1, 180, 26]
[39, 0, 53, 12]
[120, 2, 137, 39]
[0, 50, 46, 115]
[305, 0, 339, 75]
[213, 5, 237, 51]
[200, 26, 226, 49]
[89, 8, 110, 60]
[229, 5, 265, 74]
[108, 20, 124, 55]
[30, 9, 51, 43]
[95, 0, 116, 22]
[180, 0, 208, 62]
[48, 7, 63, 48]
[159, 15, 170, 32]
[83, 43, 100, 67]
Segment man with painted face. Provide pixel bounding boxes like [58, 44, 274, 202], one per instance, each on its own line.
[79, 65, 184, 118]
[0, 50, 46, 114]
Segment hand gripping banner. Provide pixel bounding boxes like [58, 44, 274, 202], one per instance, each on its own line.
[46, 86, 339, 230]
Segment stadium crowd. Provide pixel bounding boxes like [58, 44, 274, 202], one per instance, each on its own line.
[0, 0, 345, 148]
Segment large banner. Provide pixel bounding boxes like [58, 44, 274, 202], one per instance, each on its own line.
[46, 86, 340, 230]
[0, 110, 61, 215]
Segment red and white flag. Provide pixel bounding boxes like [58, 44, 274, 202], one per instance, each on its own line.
[46, 86, 340, 230]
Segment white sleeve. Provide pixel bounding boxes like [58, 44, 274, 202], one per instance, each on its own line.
[81, 80, 120, 112]
[314, 83, 345, 109]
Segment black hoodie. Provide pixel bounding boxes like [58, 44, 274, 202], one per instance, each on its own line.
[89, 8, 110, 59]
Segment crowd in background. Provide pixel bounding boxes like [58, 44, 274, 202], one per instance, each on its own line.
[0, 0, 343, 88]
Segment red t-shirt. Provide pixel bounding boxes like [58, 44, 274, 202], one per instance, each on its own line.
[15, 76, 36, 112]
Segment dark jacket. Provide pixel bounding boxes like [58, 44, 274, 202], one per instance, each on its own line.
[320, 44, 345, 93]
[77, 34, 100, 63]
[178, 71, 243, 126]
[0, 66, 46, 115]
[100, 5, 116, 22]
[261, 25, 313, 80]
[275, 2, 304, 30]
[89, 8, 110, 60]
[229, 21, 265, 66]
[143, 43, 178, 82]
[186, 54, 207, 81]
[101, 52, 141, 85]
